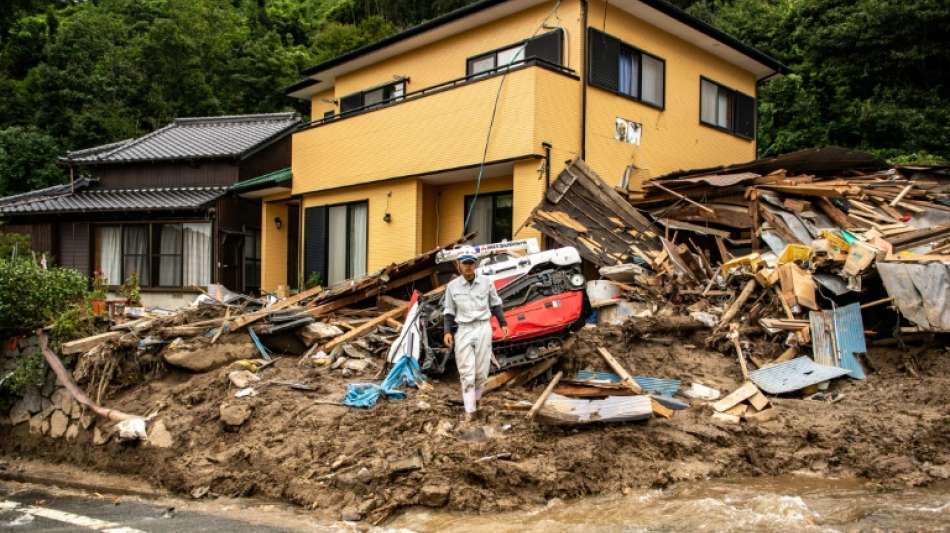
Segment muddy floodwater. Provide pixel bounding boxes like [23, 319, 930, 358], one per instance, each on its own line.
[387, 476, 950, 532]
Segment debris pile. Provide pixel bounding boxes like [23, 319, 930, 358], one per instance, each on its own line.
[522, 148, 949, 422]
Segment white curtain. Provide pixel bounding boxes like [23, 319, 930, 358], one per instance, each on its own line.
[98, 226, 121, 285]
[717, 90, 732, 128]
[701, 79, 718, 124]
[159, 224, 182, 286]
[618, 50, 637, 97]
[183, 223, 211, 286]
[467, 196, 493, 244]
[123, 226, 149, 286]
[641, 55, 663, 106]
[349, 203, 368, 279]
[327, 205, 348, 285]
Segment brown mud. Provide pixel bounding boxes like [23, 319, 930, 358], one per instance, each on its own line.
[2, 326, 949, 524]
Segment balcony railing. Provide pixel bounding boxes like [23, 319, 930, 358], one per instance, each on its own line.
[299, 58, 577, 131]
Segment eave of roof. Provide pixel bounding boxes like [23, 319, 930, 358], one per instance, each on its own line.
[62, 113, 301, 166]
[0, 186, 228, 216]
[288, 0, 786, 98]
[230, 167, 292, 193]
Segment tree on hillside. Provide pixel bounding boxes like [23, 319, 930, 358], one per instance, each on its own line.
[0, 126, 65, 196]
[689, 0, 950, 161]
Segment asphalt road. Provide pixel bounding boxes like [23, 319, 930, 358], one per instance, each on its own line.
[0, 485, 336, 532]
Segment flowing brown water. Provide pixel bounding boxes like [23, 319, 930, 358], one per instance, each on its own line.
[385, 476, 950, 532]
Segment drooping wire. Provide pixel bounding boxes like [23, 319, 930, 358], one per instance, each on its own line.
[462, 0, 563, 239]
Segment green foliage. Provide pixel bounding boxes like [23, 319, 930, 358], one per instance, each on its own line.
[0, 230, 30, 259]
[0, 0, 946, 164]
[49, 299, 95, 348]
[0, 258, 87, 333]
[0, 126, 65, 196]
[0, 0, 476, 155]
[119, 271, 141, 305]
[0, 349, 46, 396]
[306, 271, 324, 289]
[688, 0, 950, 160]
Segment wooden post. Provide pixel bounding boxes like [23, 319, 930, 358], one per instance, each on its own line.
[730, 324, 749, 380]
[596, 347, 643, 393]
[322, 303, 408, 352]
[714, 278, 757, 332]
[527, 371, 563, 420]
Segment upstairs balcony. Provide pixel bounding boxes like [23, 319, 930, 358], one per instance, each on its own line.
[291, 59, 580, 194]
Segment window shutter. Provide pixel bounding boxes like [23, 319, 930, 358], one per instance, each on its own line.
[588, 28, 620, 92]
[734, 92, 756, 138]
[526, 28, 563, 66]
[304, 206, 328, 286]
[339, 92, 363, 114]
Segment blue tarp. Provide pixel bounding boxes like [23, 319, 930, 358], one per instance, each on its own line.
[343, 356, 426, 408]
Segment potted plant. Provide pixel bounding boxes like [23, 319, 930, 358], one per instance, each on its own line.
[89, 270, 108, 317]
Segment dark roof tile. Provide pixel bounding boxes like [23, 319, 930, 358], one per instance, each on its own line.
[64, 112, 300, 164]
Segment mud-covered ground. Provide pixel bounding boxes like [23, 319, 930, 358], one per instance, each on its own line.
[2, 326, 949, 524]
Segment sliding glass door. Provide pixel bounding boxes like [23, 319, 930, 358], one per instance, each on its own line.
[327, 201, 368, 285]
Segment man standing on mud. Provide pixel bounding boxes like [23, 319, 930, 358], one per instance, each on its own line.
[443, 253, 509, 422]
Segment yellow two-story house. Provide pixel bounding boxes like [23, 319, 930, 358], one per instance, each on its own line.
[259, 0, 785, 291]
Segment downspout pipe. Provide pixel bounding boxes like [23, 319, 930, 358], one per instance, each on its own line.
[580, 0, 588, 160]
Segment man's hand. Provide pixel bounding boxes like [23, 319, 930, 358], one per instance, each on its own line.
[501, 326, 510, 339]
[443, 332, 454, 348]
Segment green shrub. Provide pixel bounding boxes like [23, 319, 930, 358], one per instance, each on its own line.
[0, 231, 30, 260]
[0, 350, 46, 396]
[0, 258, 87, 334]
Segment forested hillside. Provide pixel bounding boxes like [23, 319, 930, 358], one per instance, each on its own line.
[0, 0, 946, 197]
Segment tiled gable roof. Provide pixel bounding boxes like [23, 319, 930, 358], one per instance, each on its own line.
[64, 112, 300, 164]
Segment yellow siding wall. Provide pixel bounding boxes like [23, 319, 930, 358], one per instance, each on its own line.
[294, 67, 571, 193]
[512, 159, 545, 242]
[301, 179, 421, 273]
[585, 0, 757, 189]
[330, 1, 583, 102]
[434, 176, 513, 245]
[261, 201, 288, 292]
[310, 89, 336, 119]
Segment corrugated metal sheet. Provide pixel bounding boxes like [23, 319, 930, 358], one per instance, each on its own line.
[655, 171, 761, 188]
[574, 370, 681, 396]
[833, 303, 867, 379]
[810, 309, 836, 368]
[64, 113, 300, 164]
[750, 356, 851, 394]
[540, 393, 653, 425]
[810, 304, 867, 379]
[0, 186, 227, 215]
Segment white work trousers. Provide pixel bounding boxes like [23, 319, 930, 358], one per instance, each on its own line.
[454, 320, 493, 401]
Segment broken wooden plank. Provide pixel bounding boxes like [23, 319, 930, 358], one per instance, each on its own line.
[508, 357, 558, 388]
[527, 371, 563, 420]
[596, 347, 643, 393]
[224, 284, 324, 337]
[711, 381, 760, 412]
[715, 278, 757, 331]
[323, 304, 408, 351]
[748, 391, 770, 411]
[61, 331, 122, 355]
[889, 184, 914, 206]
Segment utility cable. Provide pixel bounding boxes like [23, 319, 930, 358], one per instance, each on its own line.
[462, 0, 563, 239]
